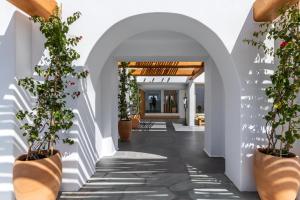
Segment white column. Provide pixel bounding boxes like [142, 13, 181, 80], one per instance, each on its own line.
[187, 81, 195, 126]
[203, 58, 225, 157]
[160, 90, 164, 113]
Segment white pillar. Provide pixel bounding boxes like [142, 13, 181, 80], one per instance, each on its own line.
[187, 81, 195, 126]
[203, 58, 225, 157]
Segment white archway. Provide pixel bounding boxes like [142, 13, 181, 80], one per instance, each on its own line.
[85, 13, 242, 189]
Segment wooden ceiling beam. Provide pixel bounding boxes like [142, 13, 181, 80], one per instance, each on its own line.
[118, 61, 204, 68]
[131, 68, 197, 76]
[8, 0, 57, 19]
[253, 0, 299, 22]
[189, 66, 205, 80]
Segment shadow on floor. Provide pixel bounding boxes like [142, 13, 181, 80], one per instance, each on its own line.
[58, 120, 259, 200]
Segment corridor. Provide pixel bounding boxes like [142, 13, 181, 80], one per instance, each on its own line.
[59, 120, 259, 200]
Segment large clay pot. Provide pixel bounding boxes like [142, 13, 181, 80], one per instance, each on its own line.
[118, 120, 132, 141]
[254, 148, 300, 200]
[131, 114, 140, 129]
[13, 150, 62, 200]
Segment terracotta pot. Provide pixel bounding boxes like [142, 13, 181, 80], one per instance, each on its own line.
[131, 114, 140, 129]
[171, 107, 177, 113]
[254, 148, 300, 200]
[118, 120, 132, 141]
[13, 150, 62, 200]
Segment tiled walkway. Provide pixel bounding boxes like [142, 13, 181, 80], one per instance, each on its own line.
[59, 120, 259, 200]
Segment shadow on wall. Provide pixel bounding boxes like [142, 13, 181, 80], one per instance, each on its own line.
[232, 9, 300, 198]
[0, 12, 28, 200]
[57, 73, 99, 191]
[231, 9, 277, 190]
[0, 11, 103, 200]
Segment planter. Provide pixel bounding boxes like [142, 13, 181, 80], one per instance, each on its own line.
[131, 114, 140, 129]
[254, 148, 300, 200]
[118, 120, 132, 141]
[13, 150, 62, 200]
[171, 107, 177, 113]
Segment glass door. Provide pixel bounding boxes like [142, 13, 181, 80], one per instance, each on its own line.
[145, 90, 161, 113]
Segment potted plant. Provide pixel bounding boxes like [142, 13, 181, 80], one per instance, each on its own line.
[129, 74, 141, 129]
[13, 8, 88, 200]
[170, 99, 177, 113]
[118, 62, 132, 141]
[245, 4, 300, 200]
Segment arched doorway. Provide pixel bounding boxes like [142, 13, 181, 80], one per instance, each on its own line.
[85, 13, 242, 188]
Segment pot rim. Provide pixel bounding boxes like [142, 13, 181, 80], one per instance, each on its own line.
[15, 149, 61, 162]
[256, 148, 298, 159]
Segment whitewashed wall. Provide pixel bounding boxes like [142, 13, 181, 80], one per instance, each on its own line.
[0, 6, 31, 199]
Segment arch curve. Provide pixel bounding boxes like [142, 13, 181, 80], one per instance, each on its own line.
[85, 12, 242, 189]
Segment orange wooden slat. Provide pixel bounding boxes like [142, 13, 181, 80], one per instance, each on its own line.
[131, 68, 196, 76]
[189, 66, 205, 80]
[8, 0, 57, 19]
[118, 61, 204, 68]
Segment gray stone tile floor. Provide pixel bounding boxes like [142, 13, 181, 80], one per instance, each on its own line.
[58, 119, 259, 200]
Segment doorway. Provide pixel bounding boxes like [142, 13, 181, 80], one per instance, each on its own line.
[164, 90, 178, 113]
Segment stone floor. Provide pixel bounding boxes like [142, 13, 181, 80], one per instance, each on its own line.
[59, 120, 259, 200]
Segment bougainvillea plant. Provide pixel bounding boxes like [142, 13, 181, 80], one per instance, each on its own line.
[16, 8, 88, 160]
[244, 4, 300, 157]
[118, 62, 130, 120]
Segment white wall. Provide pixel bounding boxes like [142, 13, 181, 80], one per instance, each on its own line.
[0, 2, 110, 198]
[58, 0, 254, 66]
[0, 7, 32, 199]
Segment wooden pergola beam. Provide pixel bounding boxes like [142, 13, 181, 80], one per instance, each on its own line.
[118, 61, 204, 69]
[8, 0, 57, 19]
[253, 0, 299, 22]
[189, 67, 204, 80]
[131, 68, 197, 76]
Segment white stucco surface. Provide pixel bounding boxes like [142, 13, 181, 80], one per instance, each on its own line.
[2, 0, 300, 199]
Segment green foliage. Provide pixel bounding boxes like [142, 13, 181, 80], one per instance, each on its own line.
[244, 5, 300, 156]
[197, 105, 202, 113]
[129, 74, 140, 115]
[170, 99, 176, 108]
[16, 7, 88, 159]
[118, 62, 130, 120]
